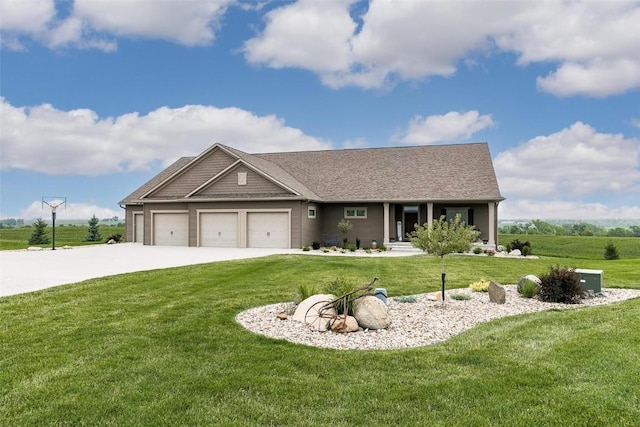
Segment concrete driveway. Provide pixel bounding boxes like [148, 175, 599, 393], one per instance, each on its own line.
[0, 243, 299, 297]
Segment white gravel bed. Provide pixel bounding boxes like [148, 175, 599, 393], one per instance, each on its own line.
[235, 286, 640, 351]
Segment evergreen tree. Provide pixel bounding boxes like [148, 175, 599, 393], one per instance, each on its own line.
[603, 241, 620, 260]
[84, 215, 102, 242]
[28, 218, 51, 245]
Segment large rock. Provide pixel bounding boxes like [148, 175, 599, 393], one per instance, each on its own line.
[488, 281, 506, 304]
[330, 315, 359, 333]
[292, 294, 337, 331]
[509, 249, 522, 256]
[353, 295, 391, 330]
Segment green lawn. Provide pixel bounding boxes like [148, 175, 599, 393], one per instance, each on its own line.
[2, 254, 640, 426]
[0, 226, 125, 250]
[499, 233, 640, 259]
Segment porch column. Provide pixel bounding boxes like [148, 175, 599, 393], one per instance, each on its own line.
[488, 202, 496, 247]
[427, 202, 434, 229]
[383, 202, 390, 245]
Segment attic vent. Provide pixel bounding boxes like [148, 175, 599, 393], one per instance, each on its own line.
[238, 172, 247, 186]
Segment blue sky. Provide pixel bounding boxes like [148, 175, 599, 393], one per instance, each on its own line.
[1, 0, 639, 221]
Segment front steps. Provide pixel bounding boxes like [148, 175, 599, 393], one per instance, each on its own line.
[385, 241, 422, 253]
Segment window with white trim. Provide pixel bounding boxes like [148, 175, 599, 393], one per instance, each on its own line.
[344, 207, 367, 219]
[308, 206, 317, 219]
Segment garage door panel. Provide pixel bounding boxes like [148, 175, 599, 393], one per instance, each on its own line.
[248, 212, 289, 248]
[200, 213, 238, 247]
[153, 213, 189, 246]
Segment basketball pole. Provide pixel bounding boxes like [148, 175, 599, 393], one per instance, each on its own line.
[42, 197, 66, 250]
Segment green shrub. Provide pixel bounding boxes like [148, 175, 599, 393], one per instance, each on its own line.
[469, 279, 490, 292]
[604, 241, 620, 260]
[510, 239, 531, 252]
[323, 277, 356, 314]
[106, 234, 122, 243]
[347, 244, 356, 252]
[522, 245, 531, 256]
[505, 243, 512, 252]
[450, 293, 471, 301]
[517, 277, 538, 298]
[302, 246, 311, 251]
[295, 283, 320, 304]
[538, 265, 582, 304]
[312, 241, 321, 250]
[473, 247, 483, 254]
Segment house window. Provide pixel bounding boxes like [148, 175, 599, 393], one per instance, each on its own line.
[345, 207, 367, 219]
[308, 206, 317, 219]
[238, 172, 247, 186]
[445, 207, 469, 224]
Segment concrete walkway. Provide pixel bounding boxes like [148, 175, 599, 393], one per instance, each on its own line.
[0, 243, 299, 297]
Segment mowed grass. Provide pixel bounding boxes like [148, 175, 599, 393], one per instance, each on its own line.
[0, 226, 125, 250]
[2, 253, 640, 426]
[499, 233, 640, 259]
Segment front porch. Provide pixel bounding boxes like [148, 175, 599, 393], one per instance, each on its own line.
[382, 202, 497, 246]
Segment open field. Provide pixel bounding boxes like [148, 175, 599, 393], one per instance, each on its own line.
[2, 251, 640, 426]
[499, 233, 640, 259]
[0, 226, 125, 250]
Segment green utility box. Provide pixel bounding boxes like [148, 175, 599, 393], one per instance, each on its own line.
[575, 269, 603, 293]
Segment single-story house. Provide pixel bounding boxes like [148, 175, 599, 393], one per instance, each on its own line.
[119, 142, 504, 248]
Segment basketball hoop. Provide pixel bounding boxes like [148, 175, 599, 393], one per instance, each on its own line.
[42, 197, 66, 250]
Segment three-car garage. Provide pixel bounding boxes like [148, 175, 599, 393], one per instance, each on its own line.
[149, 209, 291, 248]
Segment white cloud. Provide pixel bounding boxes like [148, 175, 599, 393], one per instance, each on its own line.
[1, 0, 234, 51]
[20, 200, 121, 220]
[244, 0, 640, 96]
[396, 111, 494, 144]
[494, 122, 640, 199]
[499, 199, 640, 220]
[244, 0, 357, 74]
[0, 98, 332, 175]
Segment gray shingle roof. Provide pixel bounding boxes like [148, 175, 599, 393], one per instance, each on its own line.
[257, 143, 503, 201]
[120, 142, 503, 205]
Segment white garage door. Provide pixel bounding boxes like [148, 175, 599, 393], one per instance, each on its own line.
[153, 213, 189, 246]
[134, 214, 144, 243]
[200, 212, 238, 247]
[248, 212, 289, 248]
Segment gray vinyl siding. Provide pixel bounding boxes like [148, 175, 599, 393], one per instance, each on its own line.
[301, 203, 321, 247]
[125, 205, 143, 242]
[150, 149, 236, 198]
[319, 203, 384, 247]
[196, 165, 290, 197]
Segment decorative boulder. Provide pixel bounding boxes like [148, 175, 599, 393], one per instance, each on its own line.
[524, 274, 541, 285]
[488, 281, 506, 304]
[292, 294, 337, 331]
[353, 295, 391, 330]
[517, 275, 541, 294]
[330, 315, 360, 333]
[509, 249, 522, 256]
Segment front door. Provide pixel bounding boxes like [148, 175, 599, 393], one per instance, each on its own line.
[403, 205, 419, 241]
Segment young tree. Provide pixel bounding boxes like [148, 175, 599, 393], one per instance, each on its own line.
[28, 218, 51, 245]
[410, 214, 480, 301]
[84, 215, 102, 242]
[337, 219, 353, 246]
